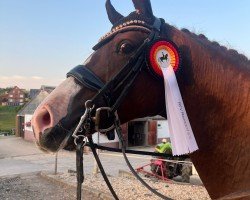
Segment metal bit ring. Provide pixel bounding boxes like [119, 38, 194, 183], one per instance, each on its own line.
[74, 135, 88, 147]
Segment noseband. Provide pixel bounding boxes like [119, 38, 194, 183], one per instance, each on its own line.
[66, 18, 173, 200]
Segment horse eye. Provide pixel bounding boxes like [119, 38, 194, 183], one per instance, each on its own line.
[118, 42, 134, 54]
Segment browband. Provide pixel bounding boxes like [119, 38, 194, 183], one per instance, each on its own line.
[93, 26, 151, 50]
[93, 17, 162, 50]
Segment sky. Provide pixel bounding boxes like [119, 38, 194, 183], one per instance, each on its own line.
[0, 0, 249, 89]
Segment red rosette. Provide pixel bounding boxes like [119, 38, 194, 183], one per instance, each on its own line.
[148, 40, 180, 77]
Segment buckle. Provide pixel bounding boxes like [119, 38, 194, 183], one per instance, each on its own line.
[94, 107, 116, 133]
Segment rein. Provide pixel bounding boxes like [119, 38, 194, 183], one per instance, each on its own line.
[67, 17, 174, 200]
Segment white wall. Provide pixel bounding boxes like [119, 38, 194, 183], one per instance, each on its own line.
[92, 131, 119, 144]
[25, 114, 33, 132]
[157, 120, 170, 139]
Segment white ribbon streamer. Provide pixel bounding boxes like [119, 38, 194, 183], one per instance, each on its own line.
[161, 64, 198, 155]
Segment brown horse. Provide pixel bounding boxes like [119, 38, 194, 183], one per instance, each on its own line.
[31, 0, 250, 199]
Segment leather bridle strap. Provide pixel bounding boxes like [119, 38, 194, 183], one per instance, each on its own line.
[88, 137, 119, 200]
[114, 118, 173, 200]
[67, 65, 105, 91]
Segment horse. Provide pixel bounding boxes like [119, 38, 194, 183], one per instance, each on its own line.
[31, 0, 250, 199]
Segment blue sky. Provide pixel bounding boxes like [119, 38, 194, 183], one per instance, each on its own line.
[0, 0, 249, 89]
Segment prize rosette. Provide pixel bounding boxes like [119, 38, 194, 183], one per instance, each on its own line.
[148, 40, 180, 77]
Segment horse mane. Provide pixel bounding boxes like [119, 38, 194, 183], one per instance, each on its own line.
[180, 28, 250, 70]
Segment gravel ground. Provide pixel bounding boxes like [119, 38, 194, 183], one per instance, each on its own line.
[0, 137, 210, 199]
[0, 174, 97, 200]
[45, 172, 211, 200]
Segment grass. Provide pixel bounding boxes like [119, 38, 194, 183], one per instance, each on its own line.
[0, 106, 22, 133]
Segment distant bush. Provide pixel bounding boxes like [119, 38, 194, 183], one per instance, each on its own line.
[0, 105, 23, 112]
[0, 130, 10, 135]
[0, 105, 23, 133]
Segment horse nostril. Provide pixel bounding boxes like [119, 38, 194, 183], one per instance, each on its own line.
[42, 112, 51, 126]
[32, 107, 54, 135]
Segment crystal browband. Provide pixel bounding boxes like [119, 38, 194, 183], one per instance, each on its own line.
[93, 20, 151, 50]
[99, 20, 148, 42]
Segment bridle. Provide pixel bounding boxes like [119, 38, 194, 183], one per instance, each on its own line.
[66, 17, 173, 200]
[67, 18, 164, 137]
[67, 18, 163, 116]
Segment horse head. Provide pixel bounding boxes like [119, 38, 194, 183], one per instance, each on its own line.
[31, 0, 250, 199]
[31, 0, 166, 152]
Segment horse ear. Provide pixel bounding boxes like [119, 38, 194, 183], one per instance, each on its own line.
[132, 0, 153, 17]
[106, 0, 124, 25]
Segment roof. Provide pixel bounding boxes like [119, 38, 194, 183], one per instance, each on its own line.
[29, 85, 55, 100]
[41, 85, 55, 93]
[17, 90, 50, 116]
[10, 86, 25, 93]
[29, 89, 40, 99]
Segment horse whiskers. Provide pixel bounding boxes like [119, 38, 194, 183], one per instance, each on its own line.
[57, 122, 71, 133]
[57, 132, 72, 152]
[35, 141, 49, 153]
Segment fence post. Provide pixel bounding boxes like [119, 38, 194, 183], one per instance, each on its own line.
[54, 152, 58, 175]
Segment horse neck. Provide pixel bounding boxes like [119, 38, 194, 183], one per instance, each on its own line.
[163, 24, 250, 199]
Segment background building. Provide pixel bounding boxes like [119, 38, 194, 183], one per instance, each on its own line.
[16, 90, 50, 141]
[29, 86, 55, 99]
[7, 86, 25, 106]
[122, 117, 169, 147]
[0, 93, 8, 106]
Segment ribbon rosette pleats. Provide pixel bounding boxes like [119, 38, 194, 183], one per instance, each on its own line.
[149, 40, 198, 155]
